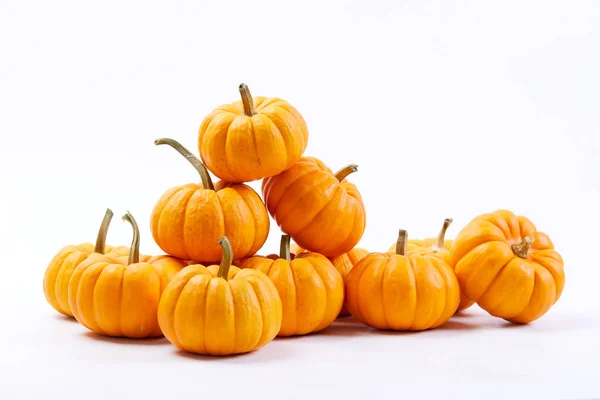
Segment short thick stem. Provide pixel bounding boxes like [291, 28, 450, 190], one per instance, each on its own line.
[334, 164, 358, 182]
[122, 211, 140, 265]
[512, 236, 534, 258]
[94, 208, 114, 254]
[280, 234, 291, 262]
[217, 237, 234, 280]
[239, 83, 256, 116]
[432, 218, 453, 252]
[154, 138, 215, 191]
[395, 229, 408, 256]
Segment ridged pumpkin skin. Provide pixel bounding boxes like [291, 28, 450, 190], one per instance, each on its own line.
[261, 157, 366, 258]
[68, 213, 187, 338]
[240, 236, 344, 336]
[43, 209, 137, 317]
[151, 139, 269, 263]
[158, 238, 282, 356]
[291, 242, 367, 317]
[347, 230, 460, 331]
[386, 219, 474, 313]
[198, 83, 309, 183]
[449, 209, 565, 324]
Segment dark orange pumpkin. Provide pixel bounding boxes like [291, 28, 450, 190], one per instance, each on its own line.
[261, 157, 366, 258]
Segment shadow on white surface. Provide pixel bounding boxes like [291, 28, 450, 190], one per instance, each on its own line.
[54, 314, 79, 323]
[317, 308, 598, 337]
[172, 342, 295, 363]
[82, 331, 170, 346]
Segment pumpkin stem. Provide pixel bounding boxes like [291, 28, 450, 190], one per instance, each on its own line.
[217, 236, 234, 280]
[395, 229, 408, 256]
[334, 164, 358, 182]
[432, 218, 453, 253]
[239, 83, 256, 116]
[154, 138, 215, 191]
[94, 208, 114, 254]
[512, 236, 534, 258]
[121, 211, 140, 265]
[280, 234, 291, 262]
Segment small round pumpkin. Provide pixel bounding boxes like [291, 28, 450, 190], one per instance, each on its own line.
[387, 218, 474, 313]
[261, 157, 366, 258]
[291, 242, 367, 317]
[151, 138, 269, 263]
[346, 229, 460, 331]
[197, 83, 309, 183]
[239, 235, 344, 336]
[68, 212, 187, 338]
[449, 209, 565, 324]
[43, 208, 135, 317]
[158, 236, 282, 356]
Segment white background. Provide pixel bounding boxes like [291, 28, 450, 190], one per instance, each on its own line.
[1, 1, 599, 399]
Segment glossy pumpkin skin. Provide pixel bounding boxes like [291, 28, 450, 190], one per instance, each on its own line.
[449, 209, 565, 324]
[158, 240, 282, 355]
[151, 139, 269, 263]
[240, 237, 344, 336]
[291, 242, 367, 317]
[261, 157, 366, 258]
[198, 83, 309, 183]
[43, 209, 134, 317]
[347, 231, 460, 331]
[68, 213, 187, 338]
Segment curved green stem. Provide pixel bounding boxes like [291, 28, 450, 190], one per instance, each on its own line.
[395, 229, 408, 256]
[334, 164, 358, 182]
[432, 218, 453, 253]
[94, 208, 114, 254]
[154, 138, 215, 191]
[217, 237, 234, 280]
[122, 211, 140, 265]
[280, 234, 291, 262]
[512, 236, 534, 258]
[239, 83, 256, 116]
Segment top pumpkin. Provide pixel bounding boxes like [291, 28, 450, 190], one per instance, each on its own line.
[197, 83, 309, 183]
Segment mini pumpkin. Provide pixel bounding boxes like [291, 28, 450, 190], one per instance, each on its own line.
[346, 229, 460, 331]
[43, 208, 133, 317]
[261, 157, 366, 258]
[387, 218, 474, 313]
[239, 235, 344, 336]
[449, 209, 565, 324]
[151, 138, 269, 263]
[291, 242, 367, 317]
[158, 236, 282, 356]
[197, 83, 309, 183]
[68, 211, 187, 338]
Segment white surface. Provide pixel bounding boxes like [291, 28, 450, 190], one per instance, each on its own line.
[1, 1, 599, 399]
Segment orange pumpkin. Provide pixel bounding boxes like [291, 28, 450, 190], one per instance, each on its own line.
[449, 209, 565, 324]
[239, 235, 344, 336]
[43, 208, 134, 317]
[151, 138, 269, 263]
[346, 229, 460, 330]
[261, 157, 366, 258]
[197, 83, 309, 183]
[158, 236, 282, 356]
[387, 218, 474, 313]
[291, 242, 367, 317]
[68, 212, 187, 338]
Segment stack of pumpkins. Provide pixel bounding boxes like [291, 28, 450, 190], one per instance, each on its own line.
[43, 83, 566, 356]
